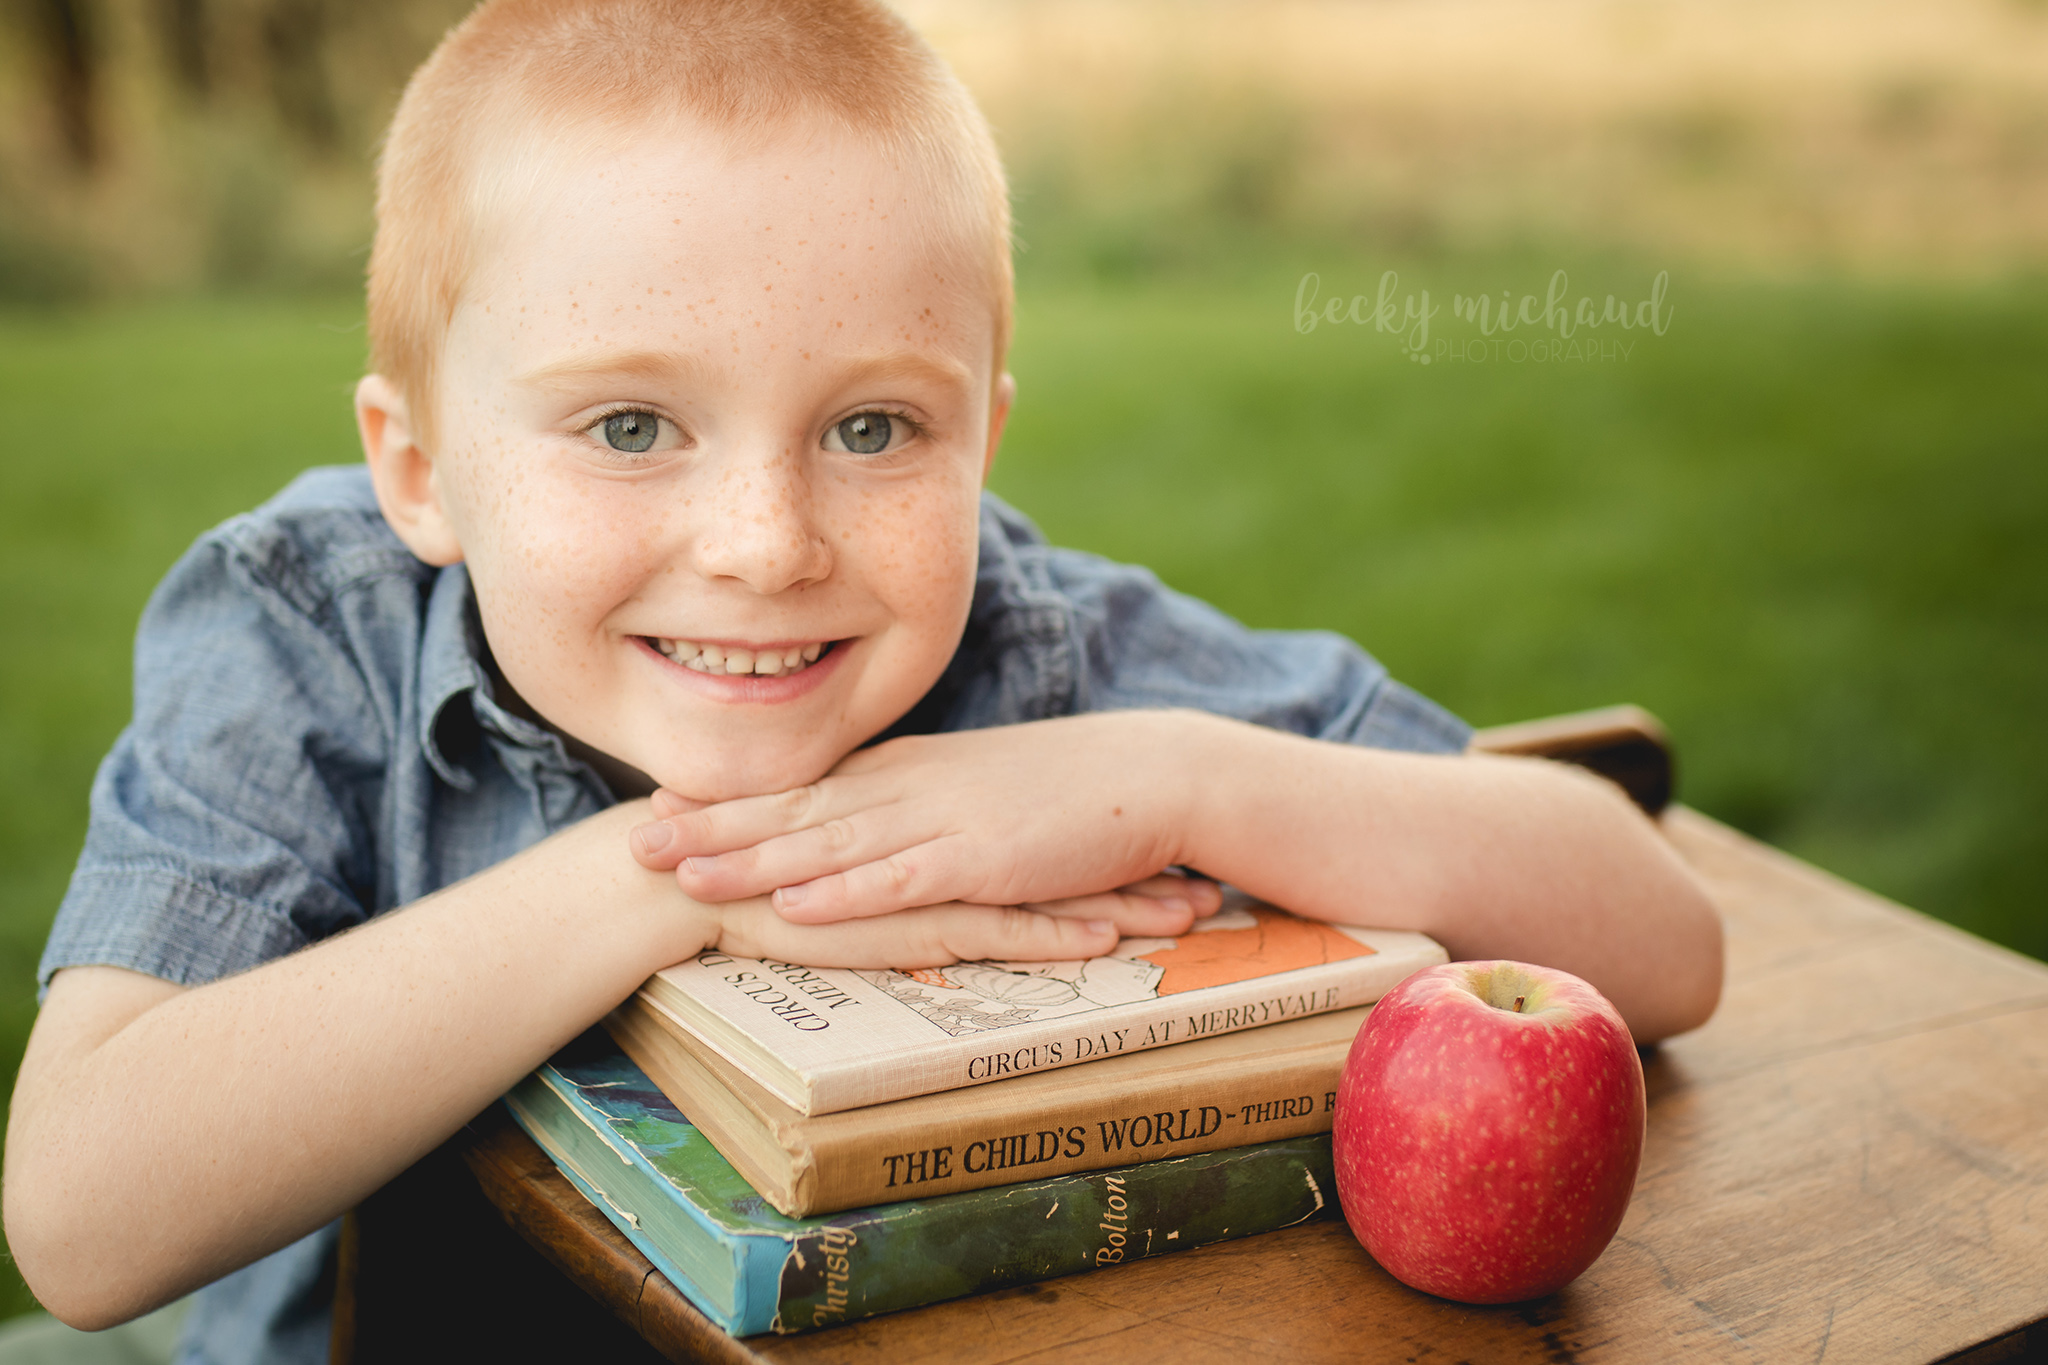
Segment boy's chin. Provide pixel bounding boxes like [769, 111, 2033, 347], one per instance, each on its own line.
[560, 730, 831, 805]
[642, 751, 837, 805]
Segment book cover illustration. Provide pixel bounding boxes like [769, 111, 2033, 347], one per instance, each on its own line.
[504, 1031, 1341, 1335]
[864, 902, 1378, 1037]
[640, 898, 1444, 1113]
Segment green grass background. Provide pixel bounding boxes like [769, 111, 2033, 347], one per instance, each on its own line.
[0, 259, 2043, 1317]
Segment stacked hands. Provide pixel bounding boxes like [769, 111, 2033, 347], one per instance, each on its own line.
[624, 714, 1229, 969]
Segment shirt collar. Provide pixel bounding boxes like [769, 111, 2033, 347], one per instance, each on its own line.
[416, 564, 583, 791]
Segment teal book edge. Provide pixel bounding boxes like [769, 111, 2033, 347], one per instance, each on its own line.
[504, 1029, 1340, 1335]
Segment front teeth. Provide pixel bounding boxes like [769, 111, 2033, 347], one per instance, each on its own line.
[652, 638, 829, 678]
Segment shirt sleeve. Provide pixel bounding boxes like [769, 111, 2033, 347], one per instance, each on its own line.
[38, 518, 403, 995]
[1046, 551, 1472, 753]
[960, 494, 1471, 754]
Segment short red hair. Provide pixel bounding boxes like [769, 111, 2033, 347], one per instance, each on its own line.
[367, 0, 1012, 444]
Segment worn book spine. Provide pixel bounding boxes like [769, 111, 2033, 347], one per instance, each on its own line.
[608, 996, 1362, 1216]
[770, 1132, 1339, 1334]
[505, 1033, 1341, 1336]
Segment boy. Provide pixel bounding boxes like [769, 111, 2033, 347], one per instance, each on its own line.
[2, 0, 1722, 1357]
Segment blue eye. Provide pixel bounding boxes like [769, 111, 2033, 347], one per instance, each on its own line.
[603, 411, 659, 453]
[836, 412, 891, 455]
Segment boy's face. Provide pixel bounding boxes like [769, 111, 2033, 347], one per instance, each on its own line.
[373, 119, 1008, 801]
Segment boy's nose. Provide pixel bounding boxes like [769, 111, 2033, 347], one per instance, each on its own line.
[688, 447, 832, 594]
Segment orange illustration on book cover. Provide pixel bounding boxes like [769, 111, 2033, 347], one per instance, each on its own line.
[859, 900, 1380, 1037]
[1138, 904, 1378, 995]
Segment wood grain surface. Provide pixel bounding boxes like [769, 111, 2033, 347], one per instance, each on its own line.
[454, 809, 2048, 1364]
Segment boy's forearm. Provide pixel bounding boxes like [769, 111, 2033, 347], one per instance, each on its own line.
[4, 801, 708, 1329]
[1173, 713, 1723, 1043]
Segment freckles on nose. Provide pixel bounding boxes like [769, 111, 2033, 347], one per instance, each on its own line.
[697, 451, 826, 572]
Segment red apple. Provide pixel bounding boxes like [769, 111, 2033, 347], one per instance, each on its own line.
[1333, 960, 1645, 1303]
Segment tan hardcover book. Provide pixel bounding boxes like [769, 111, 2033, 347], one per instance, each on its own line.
[605, 996, 1374, 1217]
[633, 897, 1445, 1116]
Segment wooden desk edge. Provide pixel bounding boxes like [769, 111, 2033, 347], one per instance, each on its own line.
[460, 1108, 756, 1365]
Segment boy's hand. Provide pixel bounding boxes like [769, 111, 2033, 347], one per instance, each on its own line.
[704, 893, 1137, 968]
[630, 712, 1224, 932]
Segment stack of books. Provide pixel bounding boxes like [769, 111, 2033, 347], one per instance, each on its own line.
[505, 895, 1445, 1335]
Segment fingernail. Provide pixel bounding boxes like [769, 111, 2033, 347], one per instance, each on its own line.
[1084, 919, 1116, 936]
[632, 822, 675, 855]
[684, 854, 720, 874]
[1159, 896, 1191, 915]
[776, 883, 808, 909]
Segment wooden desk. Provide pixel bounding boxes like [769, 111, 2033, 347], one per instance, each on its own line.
[447, 810, 2048, 1364]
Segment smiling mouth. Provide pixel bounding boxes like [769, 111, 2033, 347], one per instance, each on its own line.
[647, 637, 834, 679]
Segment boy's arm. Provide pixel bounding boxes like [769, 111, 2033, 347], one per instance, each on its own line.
[1171, 718, 1723, 1041]
[3, 800, 1126, 1331]
[633, 711, 1724, 1043]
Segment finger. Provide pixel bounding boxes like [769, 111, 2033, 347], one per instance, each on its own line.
[650, 788, 711, 819]
[1112, 873, 1226, 919]
[630, 791, 713, 869]
[657, 783, 926, 895]
[663, 778, 886, 858]
[676, 816, 957, 907]
[764, 837, 983, 923]
[632, 822, 686, 869]
[1021, 890, 1195, 938]
[715, 899, 1119, 970]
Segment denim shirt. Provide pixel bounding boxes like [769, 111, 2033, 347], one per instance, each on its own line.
[41, 465, 1469, 1364]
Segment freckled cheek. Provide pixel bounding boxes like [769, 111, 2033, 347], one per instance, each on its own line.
[834, 479, 981, 622]
[448, 454, 672, 630]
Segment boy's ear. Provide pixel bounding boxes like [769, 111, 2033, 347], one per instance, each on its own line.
[982, 371, 1016, 482]
[356, 374, 464, 567]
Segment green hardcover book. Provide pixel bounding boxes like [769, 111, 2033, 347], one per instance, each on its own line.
[504, 1030, 1340, 1335]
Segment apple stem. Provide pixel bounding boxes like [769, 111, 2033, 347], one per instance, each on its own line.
[1513, 995, 1526, 1013]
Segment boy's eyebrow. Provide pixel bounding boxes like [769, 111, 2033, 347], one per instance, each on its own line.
[834, 351, 975, 391]
[514, 348, 976, 396]
[514, 350, 706, 391]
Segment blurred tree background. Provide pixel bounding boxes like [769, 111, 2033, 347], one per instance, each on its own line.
[0, 0, 469, 298]
[1, 0, 2046, 1324]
